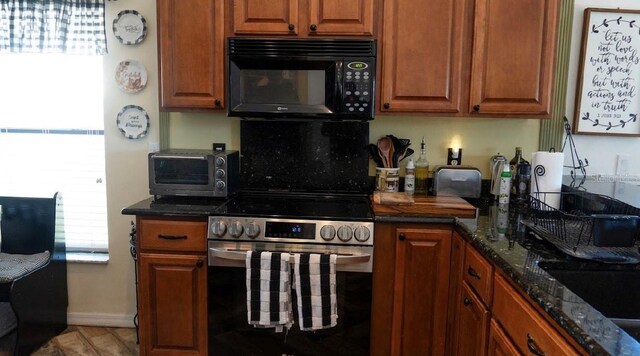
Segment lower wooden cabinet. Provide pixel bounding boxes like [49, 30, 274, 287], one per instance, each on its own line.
[371, 224, 453, 356]
[136, 217, 208, 356]
[487, 319, 521, 356]
[453, 281, 490, 356]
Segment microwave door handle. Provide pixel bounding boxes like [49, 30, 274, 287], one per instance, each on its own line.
[152, 155, 207, 160]
[208, 247, 371, 265]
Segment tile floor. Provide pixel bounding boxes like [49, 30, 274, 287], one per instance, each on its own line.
[31, 326, 138, 356]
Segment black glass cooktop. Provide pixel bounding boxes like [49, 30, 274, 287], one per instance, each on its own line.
[218, 192, 373, 221]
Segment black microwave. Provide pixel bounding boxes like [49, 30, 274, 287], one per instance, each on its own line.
[227, 37, 376, 120]
[148, 150, 239, 198]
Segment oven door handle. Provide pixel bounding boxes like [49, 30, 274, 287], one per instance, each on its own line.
[208, 247, 371, 265]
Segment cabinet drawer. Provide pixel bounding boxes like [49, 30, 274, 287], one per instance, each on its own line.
[463, 244, 494, 306]
[493, 274, 579, 356]
[138, 218, 207, 253]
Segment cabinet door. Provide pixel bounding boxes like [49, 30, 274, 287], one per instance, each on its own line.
[234, 0, 299, 35]
[454, 282, 490, 356]
[158, 0, 225, 110]
[487, 319, 522, 356]
[308, 0, 373, 36]
[391, 227, 453, 355]
[139, 253, 208, 355]
[446, 232, 466, 355]
[469, 0, 559, 116]
[380, 0, 469, 113]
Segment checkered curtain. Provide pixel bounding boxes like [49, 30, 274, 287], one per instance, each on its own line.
[0, 0, 107, 55]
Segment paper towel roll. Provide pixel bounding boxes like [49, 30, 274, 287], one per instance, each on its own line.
[530, 151, 564, 209]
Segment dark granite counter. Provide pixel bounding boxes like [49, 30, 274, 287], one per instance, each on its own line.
[123, 190, 640, 355]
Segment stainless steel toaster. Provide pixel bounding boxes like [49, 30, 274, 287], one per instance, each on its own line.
[432, 166, 482, 198]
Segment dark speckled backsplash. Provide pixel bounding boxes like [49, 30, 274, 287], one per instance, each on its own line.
[240, 121, 369, 193]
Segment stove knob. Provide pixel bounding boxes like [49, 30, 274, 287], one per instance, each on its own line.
[210, 220, 227, 237]
[215, 181, 226, 191]
[216, 157, 226, 167]
[228, 221, 244, 238]
[216, 169, 226, 178]
[320, 225, 336, 241]
[354, 226, 371, 242]
[245, 222, 261, 239]
[337, 225, 353, 242]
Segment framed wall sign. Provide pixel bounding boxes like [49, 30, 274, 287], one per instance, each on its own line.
[573, 8, 640, 136]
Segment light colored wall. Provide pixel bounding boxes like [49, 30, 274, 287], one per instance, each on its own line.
[66, 0, 159, 326]
[567, 0, 640, 176]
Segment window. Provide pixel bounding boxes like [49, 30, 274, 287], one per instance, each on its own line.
[0, 53, 107, 252]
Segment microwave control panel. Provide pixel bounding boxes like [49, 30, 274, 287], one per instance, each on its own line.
[343, 61, 374, 116]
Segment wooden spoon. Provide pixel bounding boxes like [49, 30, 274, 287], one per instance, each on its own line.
[377, 137, 393, 168]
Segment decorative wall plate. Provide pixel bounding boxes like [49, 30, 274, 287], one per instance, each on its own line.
[117, 105, 149, 139]
[115, 60, 148, 93]
[113, 10, 147, 45]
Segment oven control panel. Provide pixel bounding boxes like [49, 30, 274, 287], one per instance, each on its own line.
[208, 216, 374, 246]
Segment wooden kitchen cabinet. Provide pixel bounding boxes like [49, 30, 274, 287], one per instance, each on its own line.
[487, 319, 521, 356]
[379, 0, 470, 113]
[371, 223, 453, 356]
[469, 0, 559, 116]
[232, 0, 374, 36]
[157, 0, 225, 110]
[379, 0, 559, 117]
[454, 282, 491, 356]
[492, 273, 579, 356]
[136, 217, 208, 356]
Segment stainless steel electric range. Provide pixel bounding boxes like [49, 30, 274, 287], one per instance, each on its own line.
[206, 121, 373, 356]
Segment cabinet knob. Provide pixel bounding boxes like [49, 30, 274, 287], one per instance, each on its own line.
[473, 104, 480, 112]
[399, 233, 406, 241]
[467, 266, 481, 280]
[526, 334, 546, 356]
[310, 24, 317, 32]
[288, 23, 295, 31]
[463, 298, 472, 306]
[196, 260, 204, 268]
[383, 102, 390, 109]
[214, 99, 222, 108]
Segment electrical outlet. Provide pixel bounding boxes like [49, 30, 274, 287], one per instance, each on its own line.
[616, 154, 630, 176]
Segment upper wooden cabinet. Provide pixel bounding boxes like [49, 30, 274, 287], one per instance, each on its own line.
[232, 0, 374, 36]
[157, 0, 225, 110]
[469, 0, 559, 116]
[380, 0, 470, 113]
[380, 0, 560, 117]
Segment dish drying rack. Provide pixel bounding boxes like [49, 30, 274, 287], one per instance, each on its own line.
[522, 191, 640, 264]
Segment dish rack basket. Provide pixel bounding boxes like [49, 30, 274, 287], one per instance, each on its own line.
[522, 191, 640, 264]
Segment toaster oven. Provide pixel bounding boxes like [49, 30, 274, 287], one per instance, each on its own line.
[148, 149, 239, 198]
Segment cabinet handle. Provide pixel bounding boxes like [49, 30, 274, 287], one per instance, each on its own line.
[473, 104, 480, 112]
[288, 23, 295, 31]
[467, 266, 481, 280]
[196, 260, 204, 268]
[463, 298, 472, 306]
[383, 102, 390, 109]
[214, 99, 222, 107]
[158, 234, 188, 240]
[526, 334, 546, 356]
[310, 24, 317, 32]
[399, 233, 406, 241]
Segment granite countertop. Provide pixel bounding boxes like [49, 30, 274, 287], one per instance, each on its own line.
[123, 189, 640, 355]
[375, 196, 640, 355]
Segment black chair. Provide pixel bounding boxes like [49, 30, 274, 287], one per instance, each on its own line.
[0, 193, 68, 355]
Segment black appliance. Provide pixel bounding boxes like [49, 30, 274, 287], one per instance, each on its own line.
[148, 149, 239, 198]
[207, 121, 372, 355]
[227, 37, 376, 120]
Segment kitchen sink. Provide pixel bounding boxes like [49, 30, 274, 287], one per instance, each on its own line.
[538, 262, 640, 341]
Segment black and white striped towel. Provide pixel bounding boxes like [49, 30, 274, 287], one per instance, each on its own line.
[246, 251, 293, 332]
[293, 253, 338, 331]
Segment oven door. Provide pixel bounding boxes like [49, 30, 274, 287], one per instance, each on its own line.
[207, 241, 372, 356]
